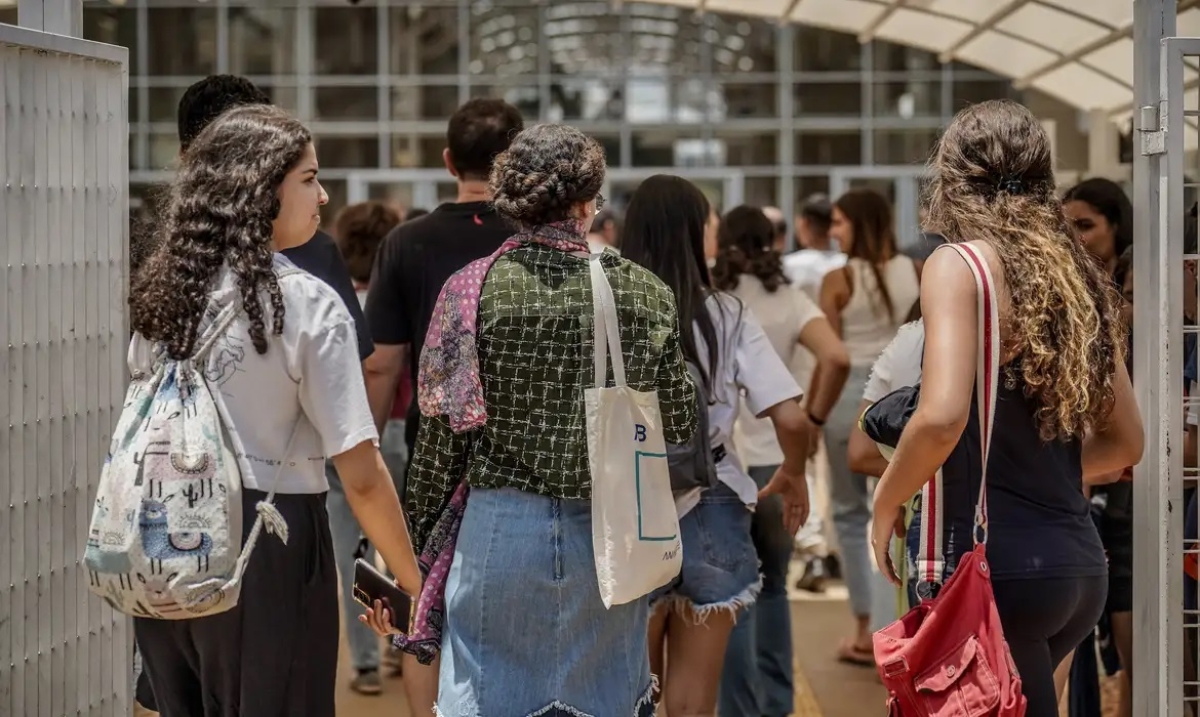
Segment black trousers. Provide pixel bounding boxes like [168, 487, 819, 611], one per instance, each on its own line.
[135, 489, 338, 717]
[993, 574, 1108, 717]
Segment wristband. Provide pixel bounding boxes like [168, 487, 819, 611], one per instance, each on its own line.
[808, 410, 826, 427]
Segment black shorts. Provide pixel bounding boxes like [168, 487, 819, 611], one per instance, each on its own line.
[134, 489, 338, 717]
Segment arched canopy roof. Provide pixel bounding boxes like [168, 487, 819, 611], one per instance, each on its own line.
[643, 0, 1200, 124]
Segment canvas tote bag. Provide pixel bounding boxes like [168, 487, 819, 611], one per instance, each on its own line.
[584, 251, 684, 608]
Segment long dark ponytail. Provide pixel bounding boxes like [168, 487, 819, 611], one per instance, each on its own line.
[620, 174, 720, 393]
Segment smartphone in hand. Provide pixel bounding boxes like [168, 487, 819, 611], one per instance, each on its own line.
[353, 558, 415, 635]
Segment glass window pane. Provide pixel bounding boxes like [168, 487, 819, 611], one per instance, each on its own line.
[315, 87, 378, 121]
[626, 3, 705, 76]
[229, 8, 297, 76]
[548, 78, 624, 122]
[393, 85, 461, 122]
[261, 86, 299, 115]
[315, 137, 379, 169]
[83, 6, 139, 74]
[470, 84, 541, 122]
[873, 80, 941, 118]
[542, 2, 624, 77]
[627, 77, 715, 124]
[632, 130, 708, 168]
[744, 177, 780, 207]
[390, 5, 459, 76]
[873, 129, 941, 165]
[0, 9, 16, 25]
[392, 136, 451, 169]
[715, 83, 778, 120]
[709, 13, 777, 75]
[471, 3, 540, 79]
[951, 80, 1015, 111]
[796, 175, 832, 203]
[872, 40, 940, 73]
[794, 82, 862, 116]
[315, 7, 378, 75]
[716, 131, 778, 167]
[794, 26, 861, 72]
[796, 131, 862, 165]
[147, 8, 217, 76]
[589, 134, 621, 165]
[148, 87, 187, 123]
[150, 133, 180, 171]
[320, 179, 347, 227]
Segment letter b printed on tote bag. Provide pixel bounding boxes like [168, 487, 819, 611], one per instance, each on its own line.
[584, 253, 683, 608]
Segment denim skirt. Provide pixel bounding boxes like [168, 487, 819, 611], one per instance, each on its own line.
[436, 487, 656, 717]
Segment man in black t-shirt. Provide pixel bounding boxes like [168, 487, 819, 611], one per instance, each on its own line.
[364, 99, 522, 473]
[362, 96, 522, 716]
[174, 75, 374, 361]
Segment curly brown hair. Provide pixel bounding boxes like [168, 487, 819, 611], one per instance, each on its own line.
[131, 104, 312, 359]
[333, 201, 402, 284]
[712, 205, 789, 293]
[924, 99, 1125, 442]
[489, 124, 605, 229]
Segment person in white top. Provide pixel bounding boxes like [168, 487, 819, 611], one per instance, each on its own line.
[622, 176, 813, 717]
[783, 194, 847, 302]
[818, 187, 920, 667]
[713, 205, 851, 717]
[127, 105, 421, 715]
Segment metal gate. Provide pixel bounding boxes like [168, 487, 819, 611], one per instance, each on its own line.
[1134, 31, 1200, 717]
[0, 21, 131, 717]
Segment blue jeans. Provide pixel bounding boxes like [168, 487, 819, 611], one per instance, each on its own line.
[437, 488, 655, 717]
[324, 419, 406, 672]
[825, 364, 876, 618]
[720, 465, 794, 717]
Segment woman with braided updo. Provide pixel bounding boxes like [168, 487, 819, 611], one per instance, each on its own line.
[129, 104, 420, 714]
[387, 124, 697, 716]
[868, 99, 1144, 716]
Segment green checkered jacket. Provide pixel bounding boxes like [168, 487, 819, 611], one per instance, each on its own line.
[405, 245, 697, 550]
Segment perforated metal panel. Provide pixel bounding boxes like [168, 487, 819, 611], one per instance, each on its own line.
[0, 23, 129, 717]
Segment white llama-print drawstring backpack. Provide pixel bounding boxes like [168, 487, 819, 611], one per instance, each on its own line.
[84, 300, 296, 619]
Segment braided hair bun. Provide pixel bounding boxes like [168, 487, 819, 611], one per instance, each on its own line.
[489, 124, 606, 229]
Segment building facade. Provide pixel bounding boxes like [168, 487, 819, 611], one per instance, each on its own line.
[0, 0, 1091, 241]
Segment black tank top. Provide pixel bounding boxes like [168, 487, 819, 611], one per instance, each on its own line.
[939, 370, 1107, 581]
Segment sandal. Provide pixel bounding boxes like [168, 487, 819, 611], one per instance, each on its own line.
[837, 639, 876, 668]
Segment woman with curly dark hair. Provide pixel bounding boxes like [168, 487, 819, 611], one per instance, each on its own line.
[713, 205, 850, 717]
[868, 99, 1144, 716]
[129, 104, 420, 716]
[377, 124, 697, 716]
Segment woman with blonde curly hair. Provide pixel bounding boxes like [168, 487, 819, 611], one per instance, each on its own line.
[868, 99, 1144, 717]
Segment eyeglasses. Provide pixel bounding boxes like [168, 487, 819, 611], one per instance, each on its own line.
[595, 193, 606, 215]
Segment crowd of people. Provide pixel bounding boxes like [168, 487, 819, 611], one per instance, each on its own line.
[114, 72, 1152, 717]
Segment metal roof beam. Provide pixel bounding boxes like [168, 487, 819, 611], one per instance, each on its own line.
[937, 0, 1029, 63]
[858, 0, 907, 44]
[1017, 0, 1200, 88]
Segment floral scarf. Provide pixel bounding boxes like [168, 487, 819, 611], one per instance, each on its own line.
[394, 219, 590, 664]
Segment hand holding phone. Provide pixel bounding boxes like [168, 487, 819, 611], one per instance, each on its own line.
[353, 558, 415, 636]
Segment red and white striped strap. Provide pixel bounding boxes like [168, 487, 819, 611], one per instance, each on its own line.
[914, 242, 1000, 590]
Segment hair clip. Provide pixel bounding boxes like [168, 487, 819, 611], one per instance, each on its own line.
[997, 177, 1025, 194]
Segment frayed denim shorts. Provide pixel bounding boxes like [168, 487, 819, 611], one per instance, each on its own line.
[436, 488, 656, 717]
[650, 481, 762, 621]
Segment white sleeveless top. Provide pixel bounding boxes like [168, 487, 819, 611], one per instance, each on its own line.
[840, 255, 920, 367]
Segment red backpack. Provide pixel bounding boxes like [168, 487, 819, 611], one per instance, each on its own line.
[872, 243, 1026, 716]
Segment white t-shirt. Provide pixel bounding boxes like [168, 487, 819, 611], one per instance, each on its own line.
[128, 255, 378, 494]
[862, 320, 925, 403]
[783, 248, 847, 302]
[728, 277, 825, 467]
[691, 293, 803, 508]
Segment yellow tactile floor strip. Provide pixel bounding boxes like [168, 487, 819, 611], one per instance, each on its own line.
[793, 655, 825, 717]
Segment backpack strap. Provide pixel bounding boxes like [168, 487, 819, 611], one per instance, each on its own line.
[913, 243, 1000, 594]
